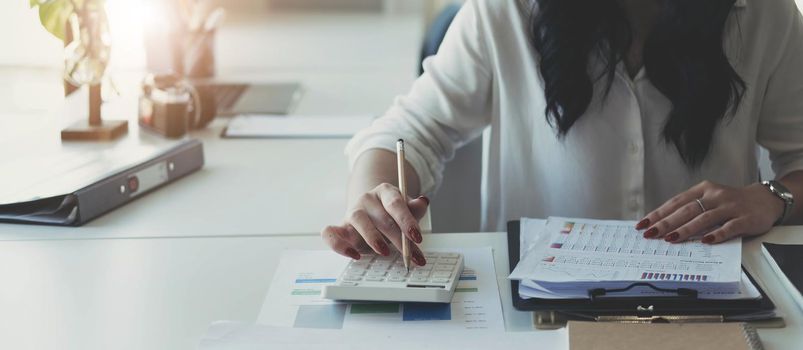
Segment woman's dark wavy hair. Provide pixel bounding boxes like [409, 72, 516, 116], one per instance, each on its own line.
[529, 0, 745, 167]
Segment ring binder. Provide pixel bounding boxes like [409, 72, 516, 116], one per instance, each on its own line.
[0, 139, 204, 226]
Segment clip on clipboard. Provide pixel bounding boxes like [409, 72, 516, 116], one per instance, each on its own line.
[589, 282, 698, 301]
[506, 220, 782, 329]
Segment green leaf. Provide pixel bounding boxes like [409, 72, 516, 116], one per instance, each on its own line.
[37, 0, 73, 41]
[29, 0, 54, 9]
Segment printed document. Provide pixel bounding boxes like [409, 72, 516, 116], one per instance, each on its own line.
[510, 217, 743, 294]
[257, 247, 504, 331]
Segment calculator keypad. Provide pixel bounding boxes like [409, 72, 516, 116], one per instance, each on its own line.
[337, 252, 461, 285]
[323, 251, 464, 303]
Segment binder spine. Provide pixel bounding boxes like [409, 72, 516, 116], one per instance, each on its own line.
[74, 140, 205, 225]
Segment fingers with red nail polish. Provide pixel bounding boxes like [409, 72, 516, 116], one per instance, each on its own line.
[665, 232, 679, 242]
[643, 227, 659, 238]
[345, 248, 361, 260]
[409, 227, 423, 243]
[635, 218, 650, 230]
[321, 225, 364, 260]
[412, 249, 426, 266]
[377, 240, 390, 256]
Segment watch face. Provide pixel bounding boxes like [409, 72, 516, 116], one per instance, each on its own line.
[769, 181, 794, 203]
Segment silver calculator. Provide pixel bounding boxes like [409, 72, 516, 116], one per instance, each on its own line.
[322, 251, 464, 303]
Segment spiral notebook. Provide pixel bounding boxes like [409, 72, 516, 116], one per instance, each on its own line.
[567, 321, 763, 350]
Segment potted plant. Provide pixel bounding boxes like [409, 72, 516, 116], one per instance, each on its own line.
[29, 0, 128, 141]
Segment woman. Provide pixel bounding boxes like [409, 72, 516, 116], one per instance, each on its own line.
[322, 0, 803, 264]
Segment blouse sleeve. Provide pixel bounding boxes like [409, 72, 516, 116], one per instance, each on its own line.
[757, 2, 803, 179]
[344, 0, 494, 195]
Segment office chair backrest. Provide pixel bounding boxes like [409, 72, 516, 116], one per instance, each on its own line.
[419, 3, 463, 75]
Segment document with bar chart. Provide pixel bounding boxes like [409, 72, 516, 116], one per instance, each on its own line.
[257, 247, 504, 331]
[509, 217, 743, 295]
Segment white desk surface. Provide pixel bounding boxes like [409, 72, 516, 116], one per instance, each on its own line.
[0, 228, 799, 350]
[0, 12, 423, 240]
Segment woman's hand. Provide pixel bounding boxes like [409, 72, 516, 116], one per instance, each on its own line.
[321, 183, 430, 265]
[637, 181, 784, 244]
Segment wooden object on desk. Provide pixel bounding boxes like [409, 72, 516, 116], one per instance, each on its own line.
[567, 321, 764, 350]
[61, 84, 128, 141]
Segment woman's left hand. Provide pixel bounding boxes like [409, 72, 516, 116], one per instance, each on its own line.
[637, 180, 784, 244]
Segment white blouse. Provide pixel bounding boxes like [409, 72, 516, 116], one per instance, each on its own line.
[345, 0, 803, 232]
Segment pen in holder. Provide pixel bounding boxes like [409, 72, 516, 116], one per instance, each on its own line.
[143, 2, 224, 79]
[184, 28, 216, 79]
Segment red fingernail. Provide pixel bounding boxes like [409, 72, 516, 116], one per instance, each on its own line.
[410, 227, 423, 243]
[665, 232, 679, 242]
[635, 219, 650, 230]
[702, 235, 715, 244]
[345, 248, 360, 260]
[412, 251, 426, 266]
[377, 241, 390, 256]
[643, 227, 658, 238]
[417, 195, 430, 206]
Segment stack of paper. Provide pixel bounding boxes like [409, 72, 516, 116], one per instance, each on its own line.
[510, 217, 759, 300]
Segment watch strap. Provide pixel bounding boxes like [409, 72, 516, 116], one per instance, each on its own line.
[761, 180, 794, 226]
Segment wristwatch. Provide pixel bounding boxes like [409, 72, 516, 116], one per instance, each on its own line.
[761, 180, 795, 226]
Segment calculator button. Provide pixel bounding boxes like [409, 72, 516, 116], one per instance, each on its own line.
[432, 271, 452, 278]
[412, 265, 432, 271]
[365, 276, 385, 282]
[367, 270, 387, 277]
[434, 265, 453, 271]
[351, 261, 370, 268]
[441, 253, 459, 258]
[412, 271, 430, 278]
[410, 276, 429, 283]
[346, 269, 366, 276]
[344, 275, 363, 281]
[424, 252, 439, 258]
[388, 276, 407, 282]
[430, 278, 450, 284]
[437, 258, 458, 265]
[340, 282, 359, 286]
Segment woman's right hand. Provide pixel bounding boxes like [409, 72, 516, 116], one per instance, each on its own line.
[321, 183, 430, 266]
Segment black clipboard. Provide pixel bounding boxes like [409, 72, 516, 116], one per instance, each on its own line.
[507, 220, 776, 320]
